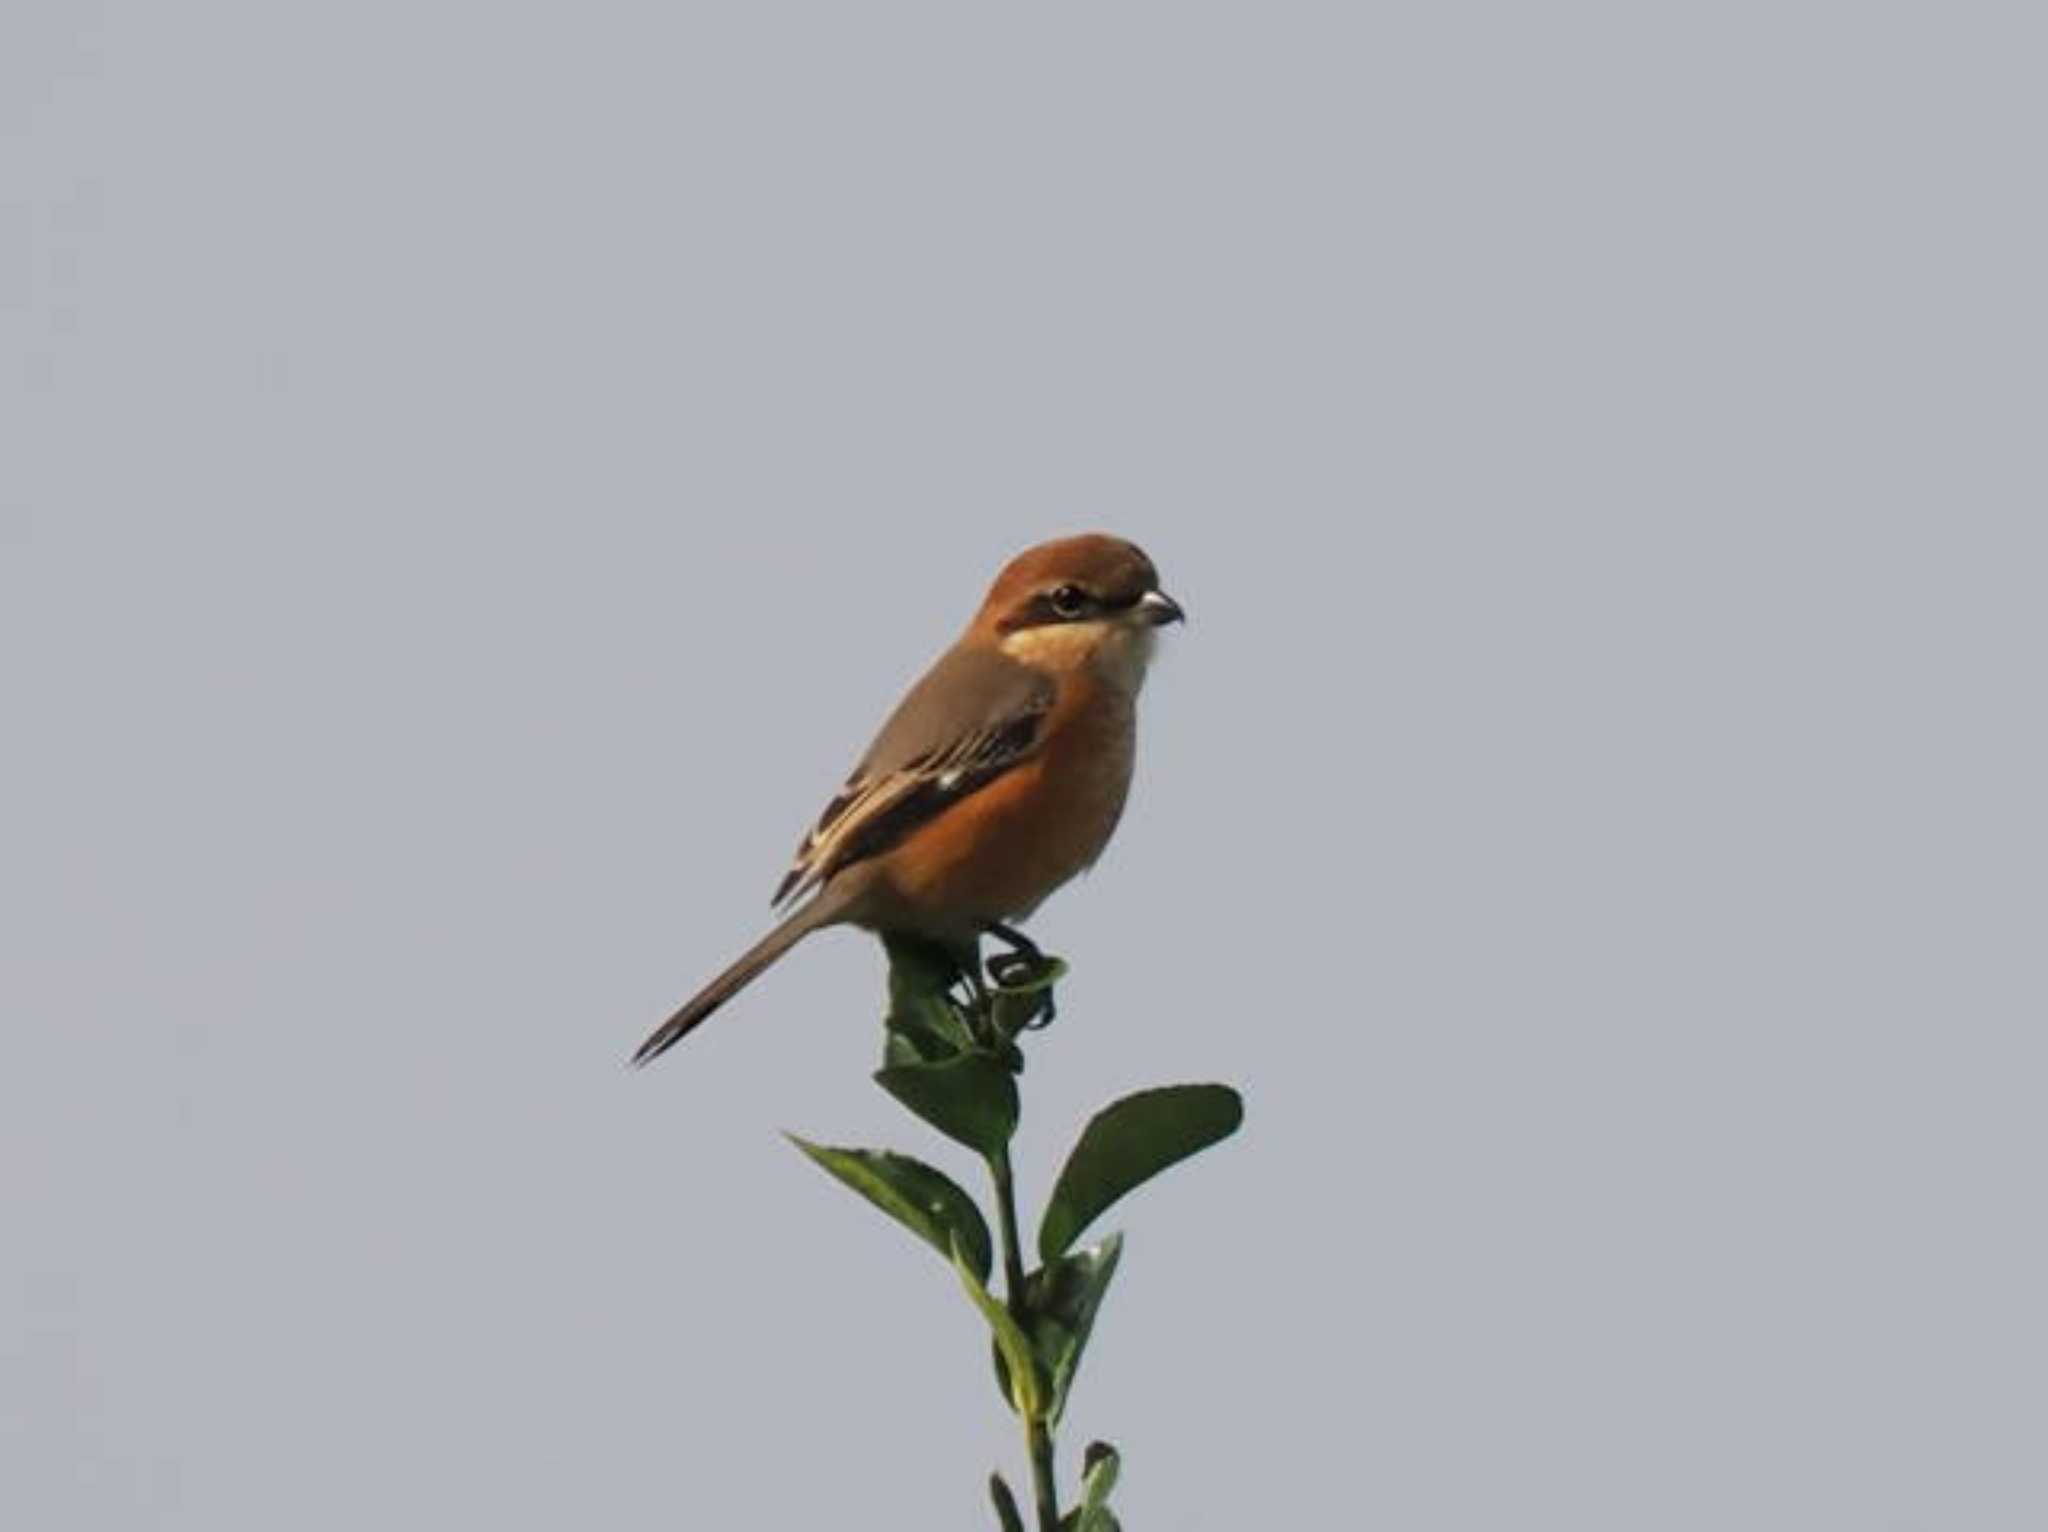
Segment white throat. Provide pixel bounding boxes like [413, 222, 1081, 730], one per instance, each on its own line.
[1000, 621, 1158, 694]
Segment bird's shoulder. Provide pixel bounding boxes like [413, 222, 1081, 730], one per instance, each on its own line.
[856, 641, 1055, 778]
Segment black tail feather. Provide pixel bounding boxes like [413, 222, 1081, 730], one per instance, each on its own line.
[631, 893, 845, 1067]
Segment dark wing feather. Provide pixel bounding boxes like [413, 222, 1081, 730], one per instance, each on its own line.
[772, 646, 1054, 908]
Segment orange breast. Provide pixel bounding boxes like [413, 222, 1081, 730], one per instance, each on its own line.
[875, 674, 1136, 934]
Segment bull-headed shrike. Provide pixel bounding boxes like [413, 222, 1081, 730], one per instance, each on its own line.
[632, 533, 1183, 1066]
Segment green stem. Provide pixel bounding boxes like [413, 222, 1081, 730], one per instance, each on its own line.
[1026, 1416, 1059, 1531]
[988, 1147, 1030, 1315]
[988, 1145, 1059, 1531]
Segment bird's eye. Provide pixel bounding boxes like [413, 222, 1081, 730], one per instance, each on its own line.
[1048, 584, 1089, 618]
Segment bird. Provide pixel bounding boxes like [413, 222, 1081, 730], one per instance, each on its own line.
[631, 533, 1185, 1066]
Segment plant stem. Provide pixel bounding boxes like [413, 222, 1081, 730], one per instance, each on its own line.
[1026, 1416, 1059, 1531]
[987, 1144, 1059, 1531]
[988, 1147, 1030, 1316]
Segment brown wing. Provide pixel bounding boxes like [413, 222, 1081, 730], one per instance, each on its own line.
[772, 645, 1055, 908]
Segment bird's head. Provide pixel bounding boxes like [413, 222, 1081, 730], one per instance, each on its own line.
[974, 534, 1184, 686]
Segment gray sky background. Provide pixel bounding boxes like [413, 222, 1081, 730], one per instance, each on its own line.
[6, 4, 2044, 1528]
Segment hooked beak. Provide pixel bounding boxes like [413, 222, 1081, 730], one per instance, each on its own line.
[1136, 588, 1186, 627]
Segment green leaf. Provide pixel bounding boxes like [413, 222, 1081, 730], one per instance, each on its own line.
[991, 954, 1067, 1037]
[1077, 1441, 1120, 1530]
[874, 1054, 1020, 1155]
[1061, 1508, 1121, 1532]
[884, 930, 964, 994]
[1038, 1084, 1244, 1262]
[787, 1137, 992, 1283]
[1025, 1234, 1123, 1423]
[989, 1472, 1025, 1532]
[990, 1336, 1020, 1416]
[882, 933, 973, 1063]
[1082, 1440, 1119, 1489]
[881, 1026, 941, 1068]
[951, 1238, 1044, 1420]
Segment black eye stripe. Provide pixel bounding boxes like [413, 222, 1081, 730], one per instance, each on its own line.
[996, 580, 1149, 632]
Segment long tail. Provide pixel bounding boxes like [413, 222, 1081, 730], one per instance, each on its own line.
[631, 890, 848, 1067]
